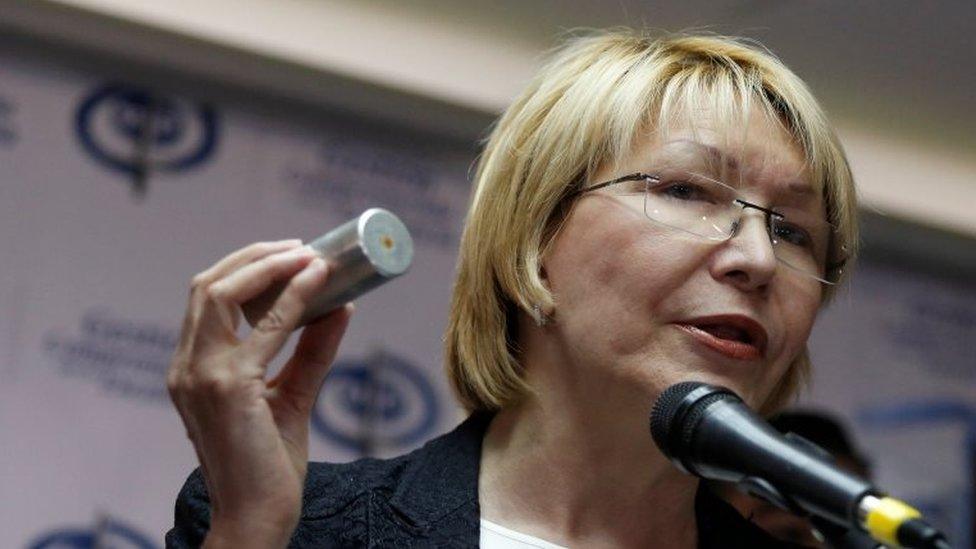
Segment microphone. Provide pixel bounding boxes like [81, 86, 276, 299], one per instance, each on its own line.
[649, 381, 951, 549]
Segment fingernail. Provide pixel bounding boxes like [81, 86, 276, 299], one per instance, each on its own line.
[310, 257, 327, 271]
[282, 238, 303, 246]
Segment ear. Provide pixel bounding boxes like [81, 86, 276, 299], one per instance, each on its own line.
[534, 263, 555, 323]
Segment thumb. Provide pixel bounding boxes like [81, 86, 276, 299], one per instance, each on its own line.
[269, 303, 354, 414]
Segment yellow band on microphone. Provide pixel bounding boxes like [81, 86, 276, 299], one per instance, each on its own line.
[864, 497, 922, 547]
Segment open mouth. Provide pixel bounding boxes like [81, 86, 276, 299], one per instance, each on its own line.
[697, 324, 755, 345]
[676, 316, 767, 361]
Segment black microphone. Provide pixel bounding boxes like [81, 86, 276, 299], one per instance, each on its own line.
[649, 381, 951, 549]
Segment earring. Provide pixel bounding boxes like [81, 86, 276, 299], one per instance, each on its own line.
[532, 304, 550, 327]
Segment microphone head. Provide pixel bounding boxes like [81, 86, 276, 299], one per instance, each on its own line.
[649, 381, 740, 466]
[651, 381, 878, 528]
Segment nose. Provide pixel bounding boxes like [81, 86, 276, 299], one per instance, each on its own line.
[709, 213, 778, 292]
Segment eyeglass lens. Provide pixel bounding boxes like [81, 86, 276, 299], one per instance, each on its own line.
[629, 169, 835, 281]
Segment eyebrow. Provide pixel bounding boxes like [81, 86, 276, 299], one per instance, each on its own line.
[784, 181, 816, 197]
[660, 139, 815, 198]
[661, 139, 739, 172]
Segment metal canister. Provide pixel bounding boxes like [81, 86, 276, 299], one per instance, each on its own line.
[242, 208, 413, 328]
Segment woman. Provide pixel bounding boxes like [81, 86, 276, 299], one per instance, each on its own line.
[167, 29, 857, 548]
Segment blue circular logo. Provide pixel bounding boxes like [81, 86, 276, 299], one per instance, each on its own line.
[75, 84, 218, 177]
[311, 350, 439, 453]
[28, 518, 156, 549]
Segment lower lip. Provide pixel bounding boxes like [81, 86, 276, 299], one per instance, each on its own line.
[675, 324, 763, 361]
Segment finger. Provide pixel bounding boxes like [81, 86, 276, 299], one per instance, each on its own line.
[205, 246, 319, 307]
[268, 303, 354, 411]
[237, 257, 332, 370]
[192, 239, 303, 289]
[182, 240, 304, 352]
[192, 247, 319, 352]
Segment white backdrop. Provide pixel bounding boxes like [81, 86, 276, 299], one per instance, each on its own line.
[0, 48, 473, 547]
[1, 47, 973, 548]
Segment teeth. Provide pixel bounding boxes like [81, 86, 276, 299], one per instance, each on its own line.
[700, 325, 750, 343]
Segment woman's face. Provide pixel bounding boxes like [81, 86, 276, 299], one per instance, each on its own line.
[541, 111, 824, 413]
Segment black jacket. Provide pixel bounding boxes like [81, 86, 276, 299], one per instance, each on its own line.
[167, 413, 797, 548]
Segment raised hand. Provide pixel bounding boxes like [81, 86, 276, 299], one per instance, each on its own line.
[167, 240, 354, 548]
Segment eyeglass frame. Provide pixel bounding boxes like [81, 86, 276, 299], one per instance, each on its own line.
[567, 172, 847, 284]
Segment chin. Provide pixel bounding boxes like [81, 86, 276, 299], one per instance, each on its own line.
[668, 370, 760, 407]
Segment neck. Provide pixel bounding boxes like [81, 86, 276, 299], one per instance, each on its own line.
[478, 323, 700, 548]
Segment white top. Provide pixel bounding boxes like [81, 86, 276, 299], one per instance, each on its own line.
[480, 519, 569, 549]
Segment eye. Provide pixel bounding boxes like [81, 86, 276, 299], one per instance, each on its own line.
[771, 221, 813, 248]
[653, 180, 717, 203]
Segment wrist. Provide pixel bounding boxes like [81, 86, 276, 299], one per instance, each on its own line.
[205, 515, 298, 549]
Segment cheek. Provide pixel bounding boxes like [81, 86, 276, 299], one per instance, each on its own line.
[779, 283, 821, 352]
[758, 282, 821, 397]
[544, 210, 633, 321]
[551, 219, 692, 312]
[548, 219, 708, 361]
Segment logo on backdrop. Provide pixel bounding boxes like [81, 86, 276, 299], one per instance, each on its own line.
[311, 349, 439, 454]
[28, 516, 157, 549]
[75, 83, 218, 194]
[43, 309, 178, 403]
[283, 136, 461, 248]
[0, 95, 17, 147]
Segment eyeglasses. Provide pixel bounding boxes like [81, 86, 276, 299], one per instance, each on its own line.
[570, 171, 847, 284]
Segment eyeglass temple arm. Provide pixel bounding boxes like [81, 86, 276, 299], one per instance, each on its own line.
[569, 172, 655, 197]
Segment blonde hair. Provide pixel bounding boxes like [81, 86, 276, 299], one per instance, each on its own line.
[444, 29, 858, 416]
